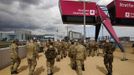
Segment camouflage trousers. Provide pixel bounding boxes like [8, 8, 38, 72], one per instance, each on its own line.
[56, 54, 61, 62]
[61, 50, 67, 58]
[70, 58, 76, 69]
[47, 59, 55, 75]
[27, 58, 37, 75]
[87, 49, 92, 56]
[91, 49, 98, 57]
[10, 57, 21, 73]
[104, 54, 113, 75]
[76, 60, 84, 75]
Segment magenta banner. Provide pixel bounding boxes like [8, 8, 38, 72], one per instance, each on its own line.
[60, 0, 98, 16]
[116, 0, 134, 19]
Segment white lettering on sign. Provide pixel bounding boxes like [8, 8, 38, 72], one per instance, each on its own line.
[125, 12, 134, 18]
[90, 10, 95, 15]
[120, 2, 134, 8]
[73, 9, 90, 15]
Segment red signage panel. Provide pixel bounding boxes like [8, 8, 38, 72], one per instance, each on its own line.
[116, 0, 134, 19]
[60, 0, 98, 16]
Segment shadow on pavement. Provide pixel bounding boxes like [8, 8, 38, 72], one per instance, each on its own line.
[127, 59, 134, 63]
[34, 66, 45, 75]
[18, 65, 28, 73]
[53, 66, 60, 73]
[96, 65, 107, 74]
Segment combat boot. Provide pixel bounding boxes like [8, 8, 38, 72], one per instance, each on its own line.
[82, 65, 85, 71]
[109, 72, 112, 75]
[11, 71, 18, 74]
[72, 64, 76, 70]
[14, 71, 18, 74]
[106, 72, 112, 75]
[11, 71, 14, 74]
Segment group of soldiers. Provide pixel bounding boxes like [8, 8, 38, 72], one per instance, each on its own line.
[10, 38, 116, 75]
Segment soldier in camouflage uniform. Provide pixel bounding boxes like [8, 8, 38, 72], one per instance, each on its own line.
[103, 40, 116, 75]
[26, 39, 39, 75]
[90, 41, 98, 57]
[75, 40, 87, 75]
[45, 42, 57, 75]
[85, 42, 92, 56]
[94, 42, 99, 56]
[10, 40, 21, 74]
[54, 40, 62, 61]
[60, 41, 67, 59]
[68, 41, 76, 70]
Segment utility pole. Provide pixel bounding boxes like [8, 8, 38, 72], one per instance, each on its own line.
[66, 24, 69, 37]
[83, 0, 86, 42]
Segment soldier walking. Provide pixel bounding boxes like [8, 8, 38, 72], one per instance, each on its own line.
[54, 40, 62, 61]
[10, 40, 21, 74]
[68, 41, 76, 70]
[90, 41, 98, 57]
[86, 42, 92, 56]
[75, 40, 87, 75]
[103, 40, 116, 75]
[26, 39, 39, 75]
[45, 42, 57, 75]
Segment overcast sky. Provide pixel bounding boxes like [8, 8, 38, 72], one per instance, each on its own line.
[0, 0, 134, 37]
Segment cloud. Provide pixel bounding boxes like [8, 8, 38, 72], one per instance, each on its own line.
[0, 11, 39, 30]
[20, 0, 42, 5]
[0, 0, 16, 4]
[19, 0, 43, 9]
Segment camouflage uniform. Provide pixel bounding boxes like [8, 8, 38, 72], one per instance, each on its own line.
[85, 42, 92, 56]
[103, 42, 115, 75]
[90, 42, 98, 57]
[75, 43, 87, 75]
[61, 41, 68, 58]
[10, 40, 21, 74]
[54, 41, 61, 61]
[45, 43, 57, 75]
[68, 42, 76, 70]
[26, 40, 38, 75]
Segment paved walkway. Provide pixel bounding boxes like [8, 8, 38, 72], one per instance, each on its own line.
[0, 51, 134, 75]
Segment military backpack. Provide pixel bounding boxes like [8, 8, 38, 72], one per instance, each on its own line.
[45, 47, 57, 59]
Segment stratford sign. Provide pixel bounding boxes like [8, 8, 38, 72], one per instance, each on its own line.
[60, 1, 97, 16]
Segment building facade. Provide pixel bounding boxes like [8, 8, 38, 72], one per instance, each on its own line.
[0, 30, 31, 41]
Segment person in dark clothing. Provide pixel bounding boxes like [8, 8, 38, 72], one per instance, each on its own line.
[45, 42, 57, 75]
[103, 40, 116, 75]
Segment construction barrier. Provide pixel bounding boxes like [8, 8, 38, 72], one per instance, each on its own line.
[0, 46, 26, 69]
